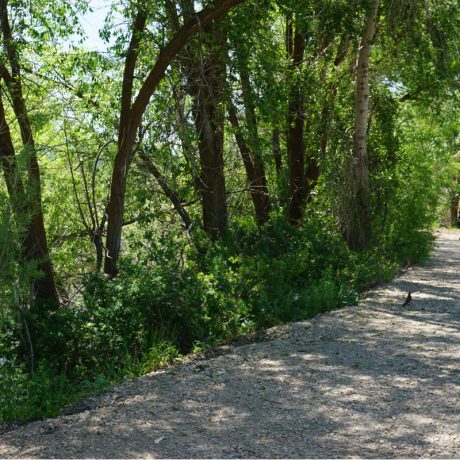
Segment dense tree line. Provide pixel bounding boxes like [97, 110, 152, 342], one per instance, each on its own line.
[0, 0, 458, 421]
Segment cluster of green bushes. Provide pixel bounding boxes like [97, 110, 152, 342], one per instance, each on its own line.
[0, 216, 435, 423]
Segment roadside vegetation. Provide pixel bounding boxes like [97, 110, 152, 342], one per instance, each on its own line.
[0, 0, 458, 423]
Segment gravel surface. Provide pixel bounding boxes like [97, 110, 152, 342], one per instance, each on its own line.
[1, 230, 459, 458]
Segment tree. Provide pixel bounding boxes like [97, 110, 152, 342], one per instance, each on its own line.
[187, 20, 229, 239]
[227, 53, 271, 225]
[104, 0, 247, 276]
[345, 0, 379, 251]
[286, 14, 306, 224]
[0, 0, 59, 307]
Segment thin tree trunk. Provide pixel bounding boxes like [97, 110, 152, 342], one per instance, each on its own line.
[346, 0, 379, 251]
[287, 19, 306, 224]
[228, 101, 269, 225]
[238, 61, 270, 223]
[138, 149, 192, 229]
[104, 8, 147, 276]
[94, 232, 104, 272]
[226, 51, 270, 224]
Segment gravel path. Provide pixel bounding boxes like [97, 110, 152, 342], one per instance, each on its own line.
[1, 230, 459, 458]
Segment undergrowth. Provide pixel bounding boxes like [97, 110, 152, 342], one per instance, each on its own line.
[0, 217, 435, 424]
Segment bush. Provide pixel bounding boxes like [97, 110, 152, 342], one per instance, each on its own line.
[0, 361, 70, 422]
[0, 213, 436, 424]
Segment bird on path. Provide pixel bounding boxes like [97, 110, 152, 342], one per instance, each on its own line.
[401, 292, 412, 307]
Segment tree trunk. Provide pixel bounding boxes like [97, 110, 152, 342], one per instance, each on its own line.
[0, 0, 59, 307]
[104, 0, 246, 276]
[287, 19, 306, 224]
[228, 101, 269, 225]
[226, 50, 270, 225]
[450, 184, 459, 227]
[104, 138, 132, 275]
[193, 24, 228, 239]
[450, 196, 459, 227]
[238, 61, 270, 224]
[176, 0, 229, 239]
[0, 92, 59, 307]
[346, 0, 379, 251]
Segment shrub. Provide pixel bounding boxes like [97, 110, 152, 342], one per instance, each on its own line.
[0, 213, 436, 424]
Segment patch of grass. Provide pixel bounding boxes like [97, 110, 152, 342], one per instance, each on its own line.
[0, 331, 180, 424]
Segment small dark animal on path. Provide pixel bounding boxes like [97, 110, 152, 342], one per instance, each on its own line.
[401, 292, 412, 307]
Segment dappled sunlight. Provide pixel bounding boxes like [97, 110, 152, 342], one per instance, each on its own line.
[1, 232, 460, 458]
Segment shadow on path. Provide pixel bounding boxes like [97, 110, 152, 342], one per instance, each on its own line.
[1, 231, 459, 458]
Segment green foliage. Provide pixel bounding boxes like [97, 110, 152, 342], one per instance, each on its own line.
[72, 216, 384, 362]
[0, 194, 17, 306]
[205, 218, 356, 326]
[0, 326, 180, 423]
[1, 0, 458, 428]
[0, 203, 439, 425]
[0, 362, 70, 422]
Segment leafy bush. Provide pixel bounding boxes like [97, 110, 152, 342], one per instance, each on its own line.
[79, 217, 359, 350]
[0, 361, 69, 422]
[0, 213, 436, 424]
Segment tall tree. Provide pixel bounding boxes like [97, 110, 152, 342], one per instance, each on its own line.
[104, 0, 246, 276]
[286, 15, 306, 224]
[190, 22, 228, 239]
[0, 0, 59, 306]
[345, 0, 379, 251]
[169, 0, 230, 239]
